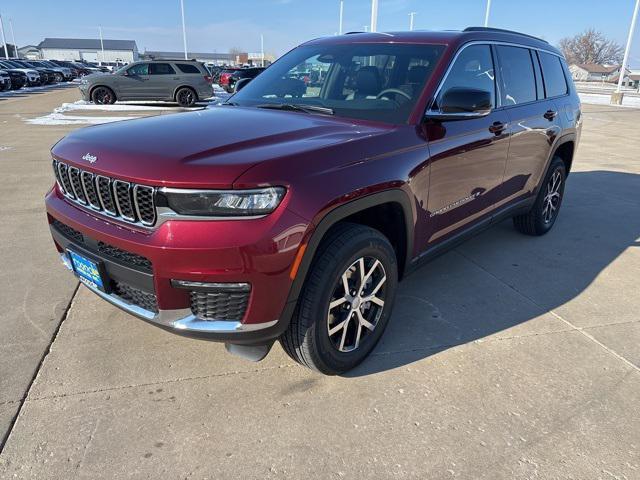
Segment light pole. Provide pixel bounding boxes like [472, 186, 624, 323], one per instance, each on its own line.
[9, 19, 16, 58]
[484, 0, 492, 27]
[339, 0, 344, 35]
[616, 0, 640, 94]
[98, 26, 105, 65]
[409, 12, 416, 31]
[370, 0, 378, 33]
[0, 14, 8, 60]
[260, 34, 264, 67]
[180, 0, 188, 60]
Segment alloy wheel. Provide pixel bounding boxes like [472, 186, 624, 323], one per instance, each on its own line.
[542, 169, 562, 224]
[327, 256, 387, 352]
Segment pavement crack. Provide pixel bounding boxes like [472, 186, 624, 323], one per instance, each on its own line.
[23, 363, 300, 403]
[0, 282, 80, 454]
[454, 249, 640, 373]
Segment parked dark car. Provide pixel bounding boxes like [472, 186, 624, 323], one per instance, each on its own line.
[0, 70, 11, 91]
[217, 67, 240, 90]
[14, 60, 57, 84]
[79, 59, 213, 107]
[29, 60, 73, 81]
[45, 28, 581, 374]
[0, 60, 41, 86]
[50, 60, 86, 77]
[224, 67, 266, 93]
[0, 62, 27, 89]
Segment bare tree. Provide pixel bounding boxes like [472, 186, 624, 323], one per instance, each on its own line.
[558, 29, 624, 65]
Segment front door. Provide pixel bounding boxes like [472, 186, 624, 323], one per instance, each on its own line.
[424, 44, 509, 247]
[116, 63, 151, 99]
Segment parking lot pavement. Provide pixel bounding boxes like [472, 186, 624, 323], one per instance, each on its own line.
[0, 89, 638, 479]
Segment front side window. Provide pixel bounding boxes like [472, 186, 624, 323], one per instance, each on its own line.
[539, 52, 568, 98]
[231, 43, 445, 124]
[496, 45, 536, 105]
[435, 44, 495, 109]
[127, 63, 149, 76]
[149, 63, 176, 75]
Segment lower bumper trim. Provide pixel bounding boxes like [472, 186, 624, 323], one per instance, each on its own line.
[60, 253, 278, 335]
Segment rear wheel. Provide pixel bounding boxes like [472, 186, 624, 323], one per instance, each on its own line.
[280, 223, 398, 375]
[513, 156, 566, 236]
[176, 87, 197, 107]
[91, 86, 116, 105]
[54, 73, 63, 83]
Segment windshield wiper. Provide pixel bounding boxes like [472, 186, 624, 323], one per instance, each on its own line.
[255, 103, 334, 115]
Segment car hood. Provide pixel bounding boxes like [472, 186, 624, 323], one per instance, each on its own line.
[84, 72, 112, 82]
[51, 106, 392, 188]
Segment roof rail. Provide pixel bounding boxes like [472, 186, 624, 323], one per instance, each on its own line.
[463, 26, 549, 44]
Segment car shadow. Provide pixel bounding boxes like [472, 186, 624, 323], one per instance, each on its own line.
[346, 170, 640, 377]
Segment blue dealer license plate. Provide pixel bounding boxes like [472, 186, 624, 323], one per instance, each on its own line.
[68, 250, 106, 291]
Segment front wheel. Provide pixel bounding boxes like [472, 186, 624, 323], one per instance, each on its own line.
[280, 223, 398, 375]
[91, 86, 116, 105]
[513, 156, 566, 236]
[176, 87, 197, 107]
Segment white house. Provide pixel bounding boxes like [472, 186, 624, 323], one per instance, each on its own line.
[569, 63, 623, 82]
[38, 38, 139, 63]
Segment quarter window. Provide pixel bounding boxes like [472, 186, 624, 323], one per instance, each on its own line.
[539, 52, 568, 98]
[176, 63, 200, 74]
[436, 44, 495, 109]
[149, 63, 176, 75]
[495, 46, 536, 105]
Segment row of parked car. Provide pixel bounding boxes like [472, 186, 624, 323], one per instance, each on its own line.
[210, 66, 266, 93]
[0, 59, 108, 92]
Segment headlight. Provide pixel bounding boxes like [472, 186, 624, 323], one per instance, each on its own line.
[160, 187, 286, 216]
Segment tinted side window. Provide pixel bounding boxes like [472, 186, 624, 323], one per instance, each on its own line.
[176, 63, 200, 74]
[496, 46, 536, 105]
[127, 63, 149, 75]
[539, 52, 568, 98]
[436, 44, 495, 108]
[149, 63, 176, 75]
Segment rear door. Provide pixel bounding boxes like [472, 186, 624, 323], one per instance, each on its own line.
[147, 63, 178, 99]
[494, 46, 562, 208]
[425, 44, 510, 246]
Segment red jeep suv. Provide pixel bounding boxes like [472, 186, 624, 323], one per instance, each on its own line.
[46, 27, 581, 374]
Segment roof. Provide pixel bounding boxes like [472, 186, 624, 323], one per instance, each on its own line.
[574, 63, 620, 74]
[305, 29, 561, 56]
[143, 51, 235, 61]
[38, 38, 137, 51]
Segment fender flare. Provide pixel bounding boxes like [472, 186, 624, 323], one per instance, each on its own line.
[282, 189, 415, 316]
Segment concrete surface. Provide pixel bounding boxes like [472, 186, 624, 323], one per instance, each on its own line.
[0, 87, 638, 479]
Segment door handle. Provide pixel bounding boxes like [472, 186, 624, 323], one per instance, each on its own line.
[488, 121, 507, 135]
[544, 110, 558, 120]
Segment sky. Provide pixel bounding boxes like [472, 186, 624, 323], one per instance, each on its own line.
[2, 0, 639, 66]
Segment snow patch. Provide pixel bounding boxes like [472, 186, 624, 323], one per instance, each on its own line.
[26, 113, 139, 126]
[54, 100, 178, 113]
[579, 92, 640, 108]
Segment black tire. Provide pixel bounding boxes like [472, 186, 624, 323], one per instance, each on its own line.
[91, 86, 116, 105]
[176, 87, 197, 107]
[513, 156, 566, 236]
[280, 222, 398, 375]
[54, 73, 63, 83]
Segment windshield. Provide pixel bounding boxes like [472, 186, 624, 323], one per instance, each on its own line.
[231, 43, 444, 124]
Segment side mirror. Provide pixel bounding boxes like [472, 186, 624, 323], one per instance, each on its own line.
[234, 77, 252, 92]
[426, 87, 492, 121]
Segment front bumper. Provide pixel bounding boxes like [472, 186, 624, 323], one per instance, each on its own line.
[46, 186, 309, 344]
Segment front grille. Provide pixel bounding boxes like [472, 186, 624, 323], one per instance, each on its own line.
[114, 281, 158, 313]
[51, 219, 84, 244]
[97, 241, 153, 272]
[53, 160, 157, 227]
[190, 290, 250, 321]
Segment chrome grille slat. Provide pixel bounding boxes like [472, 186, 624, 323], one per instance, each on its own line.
[53, 161, 156, 227]
[81, 171, 102, 210]
[68, 167, 88, 205]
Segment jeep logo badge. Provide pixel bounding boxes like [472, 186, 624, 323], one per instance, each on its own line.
[82, 153, 97, 164]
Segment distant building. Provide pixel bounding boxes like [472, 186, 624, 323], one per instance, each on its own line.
[38, 38, 139, 63]
[143, 51, 237, 66]
[17, 45, 41, 60]
[569, 63, 624, 82]
[609, 72, 640, 89]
